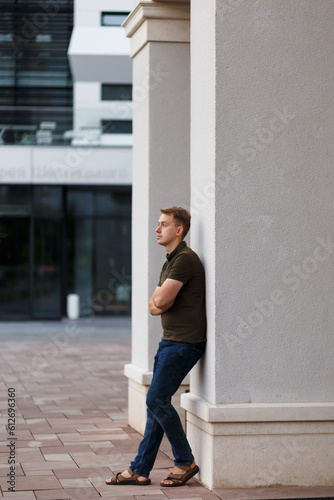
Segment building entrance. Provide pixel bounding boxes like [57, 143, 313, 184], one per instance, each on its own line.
[0, 185, 131, 320]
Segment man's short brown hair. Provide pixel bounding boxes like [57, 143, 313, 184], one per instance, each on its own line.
[160, 206, 191, 239]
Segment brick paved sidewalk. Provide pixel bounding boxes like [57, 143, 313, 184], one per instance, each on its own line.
[1, 333, 333, 500]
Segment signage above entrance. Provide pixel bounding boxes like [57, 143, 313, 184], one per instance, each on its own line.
[0, 146, 132, 185]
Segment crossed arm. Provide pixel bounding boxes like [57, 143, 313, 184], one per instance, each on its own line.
[149, 278, 183, 316]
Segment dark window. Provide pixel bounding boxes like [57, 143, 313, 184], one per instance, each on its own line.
[33, 186, 63, 215]
[0, 0, 73, 144]
[33, 218, 61, 318]
[101, 120, 132, 134]
[0, 185, 132, 319]
[0, 218, 31, 318]
[101, 12, 129, 26]
[96, 190, 132, 217]
[66, 186, 132, 317]
[101, 84, 132, 101]
[67, 190, 95, 217]
[93, 218, 131, 315]
[0, 186, 31, 215]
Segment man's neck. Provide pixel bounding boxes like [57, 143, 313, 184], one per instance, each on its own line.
[164, 239, 183, 255]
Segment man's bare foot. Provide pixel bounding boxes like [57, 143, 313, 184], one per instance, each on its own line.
[106, 469, 148, 483]
[160, 461, 197, 486]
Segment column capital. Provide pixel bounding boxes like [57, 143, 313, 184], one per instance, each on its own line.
[123, 1, 190, 57]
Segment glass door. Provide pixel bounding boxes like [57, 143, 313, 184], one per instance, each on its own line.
[0, 186, 65, 320]
[67, 218, 94, 317]
[93, 219, 131, 315]
[32, 218, 62, 319]
[0, 218, 30, 319]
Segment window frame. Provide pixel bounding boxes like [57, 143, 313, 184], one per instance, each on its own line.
[101, 12, 130, 27]
[101, 84, 132, 102]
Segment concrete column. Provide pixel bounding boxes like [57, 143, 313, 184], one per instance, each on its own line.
[182, 0, 334, 489]
[123, 1, 191, 434]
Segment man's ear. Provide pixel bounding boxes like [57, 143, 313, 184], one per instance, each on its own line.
[176, 225, 184, 237]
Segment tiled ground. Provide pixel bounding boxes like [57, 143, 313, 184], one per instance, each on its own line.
[0, 332, 333, 500]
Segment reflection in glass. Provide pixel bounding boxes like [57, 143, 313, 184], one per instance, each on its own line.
[101, 84, 132, 101]
[0, 185, 131, 319]
[93, 219, 131, 315]
[0, 186, 31, 214]
[67, 190, 94, 217]
[33, 219, 61, 318]
[33, 186, 62, 215]
[67, 219, 94, 317]
[0, 218, 30, 318]
[0, 1, 73, 144]
[101, 120, 132, 134]
[96, 190, 131, 216]
[101, 12, 129, 26]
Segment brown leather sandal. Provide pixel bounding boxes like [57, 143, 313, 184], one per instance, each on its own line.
[160, 464, 199, 487]
[106, 468, 151, 486]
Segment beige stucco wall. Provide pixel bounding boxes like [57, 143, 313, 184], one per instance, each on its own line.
[125, 0, 334, 487]
[191, 0, 334, 405]
[131, 40, 191, 372]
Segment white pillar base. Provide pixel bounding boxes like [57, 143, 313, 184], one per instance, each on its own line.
[125, 363, 190, 435]
[181, 393, 334, 490]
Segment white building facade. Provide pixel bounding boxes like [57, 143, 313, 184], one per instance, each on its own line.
[0, 0, 133, 319]
[123, 0, 334, 490]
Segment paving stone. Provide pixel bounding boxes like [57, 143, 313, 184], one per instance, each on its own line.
[41, 444, 93, 454]
[212, 486, 334, 499]
[100, 497, 136, 500]
[21, 461, 78, 471]
[43, 453, 73, 462]
[39, 426, 78, 434]
[96, 423, 125, 429]
[17, 449, 45, 463]
[25, 470, 57, 476]
[133, 496, 168, 500]
[54, 467, 112, 479]
[109, 434, 133, 441]
[59, 433, 122, 443]
[162, 498, 205, 500]
[31, 434, 60, 441]
[15, 475, 62, 491]
[0, 464, 24, 477]
[160, 482, 204, 497]
[59, 477, 92, 487]
[2, 492, 37, 499]
[15, 429, 33, 440]
[35, 487, 101, 499]
[28, 438, 63, 448]
[1, 338, 328, 500]
[21, 410, 47, 418]
[100, 487, 164, 496]
[68, 451, 96, 457]
[73, 425, 100, 431]
[94, 443, 136, 454]
[66, 416, 112, 423]
[0, 452, 11, 464]
[78, 430, 123, 436]
[46, 418, 71, 426]
[72, 455, 117, 466]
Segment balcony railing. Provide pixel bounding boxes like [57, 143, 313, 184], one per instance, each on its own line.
[0, 105, 133, 147]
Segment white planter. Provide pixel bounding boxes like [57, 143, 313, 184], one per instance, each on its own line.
[67, 294, 80, 320]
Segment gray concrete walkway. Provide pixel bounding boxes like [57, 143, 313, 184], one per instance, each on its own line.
[0, 319, 333, 499]
[0, 317, 131, 342]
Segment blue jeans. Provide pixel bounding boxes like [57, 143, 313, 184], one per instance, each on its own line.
[130, 339, 206, 478]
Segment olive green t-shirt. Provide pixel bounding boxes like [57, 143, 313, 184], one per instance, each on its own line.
[158, 241, 206, 343]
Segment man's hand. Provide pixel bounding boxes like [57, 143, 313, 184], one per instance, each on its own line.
[149, 297, 173, 316]
[149, 279, 183, 316]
